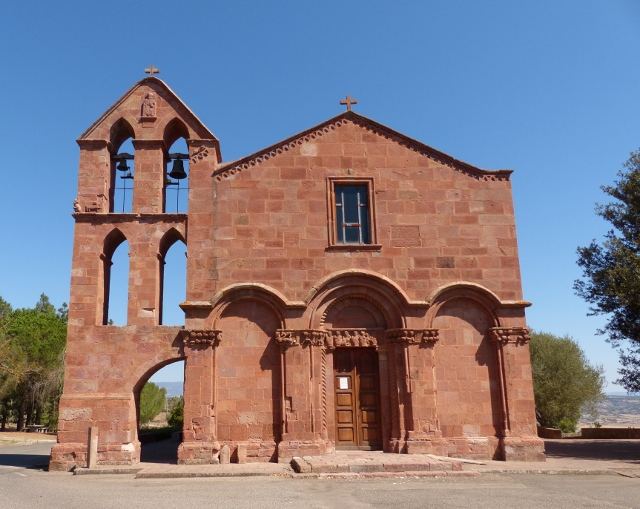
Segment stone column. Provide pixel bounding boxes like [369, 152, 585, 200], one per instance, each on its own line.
[127, 238, 160, 326]
[177, 329, 222, 464]
[489, 327, 545, 461]
[132, 139, 165, 214]
[276, 330, 332, 462]
[386, 329, 441, 454]
[76, 139, 110, 214]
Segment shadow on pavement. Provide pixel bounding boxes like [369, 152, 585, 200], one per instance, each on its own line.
[0, 453, 50, 469]
[0, 443, 53, 470]
[140, 439, 179, 464]
[544, 439, 640, 464]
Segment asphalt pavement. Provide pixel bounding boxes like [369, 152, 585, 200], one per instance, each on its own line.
[2, 441, 640, 508]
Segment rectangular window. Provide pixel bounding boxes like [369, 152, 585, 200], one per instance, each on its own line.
[335, 184, 370, 244]
[327, 177, 379, 249]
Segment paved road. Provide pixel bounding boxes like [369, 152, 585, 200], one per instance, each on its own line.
[3, 443, 640, 508]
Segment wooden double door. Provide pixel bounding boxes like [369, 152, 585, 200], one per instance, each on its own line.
[334, 348, 382, 450]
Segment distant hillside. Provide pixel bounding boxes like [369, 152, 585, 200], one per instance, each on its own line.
[154, 381, 183, 398]
[579, 395, 640, 428]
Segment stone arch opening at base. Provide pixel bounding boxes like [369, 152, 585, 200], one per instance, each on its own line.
[133, 355, 185, 465]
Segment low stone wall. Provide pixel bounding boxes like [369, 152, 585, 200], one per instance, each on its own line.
[537, 426, 562, 439]
[581, 428, 640, 439]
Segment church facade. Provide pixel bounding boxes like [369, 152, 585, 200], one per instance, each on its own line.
[50, 75, 544, 471]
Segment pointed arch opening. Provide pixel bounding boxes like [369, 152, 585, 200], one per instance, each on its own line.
[109, 119, 136, 213]
[101, 229, 129, 325]
[163, 119, 190, 214]
[158, 228, 186, 325]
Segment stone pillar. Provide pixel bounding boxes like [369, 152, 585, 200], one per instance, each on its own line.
[276, 330, 332, 462]
[127, 238, 160, 326]
[177, 329, 222, 464]
[76, 139, 110, 213]
[185, 140, 219, 302]
[132, 139, 165, 214]
[489, 327, 545, 461]
[386, 329, 441, 454]
[50, 393, 138, 471]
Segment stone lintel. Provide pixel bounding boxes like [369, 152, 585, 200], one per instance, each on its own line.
[73, 212, 187, 223]
[274, 328, 440, 349]
[76, 139, 110, 150]
[179, 301, 214, 311]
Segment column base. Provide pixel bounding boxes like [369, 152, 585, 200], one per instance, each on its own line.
[502, 436, 546, 461]
[277, 439, 334, 463]
[177, 441, 221, 464]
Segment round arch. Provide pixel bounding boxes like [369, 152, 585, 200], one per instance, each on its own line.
[210, 284, 286, 330]
[306, 273, 406, 330]
[426, 283, 502, 329]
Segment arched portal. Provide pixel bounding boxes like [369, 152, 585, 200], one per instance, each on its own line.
[307, 277, 406, 454]
[133, 358, 185, 464]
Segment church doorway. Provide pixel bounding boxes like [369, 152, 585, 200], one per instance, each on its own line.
[334, 348, 382, 450]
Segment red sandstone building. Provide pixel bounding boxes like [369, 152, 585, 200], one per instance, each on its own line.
[50, 74, 544, 470]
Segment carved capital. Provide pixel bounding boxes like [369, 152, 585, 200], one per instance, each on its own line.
[276, 330, 301, 348]
[385, 329, 439, 344]
[180, 329, 222, 348]
[489, 327, 530, 345]
[301, 330, 329, 347]
[276, 329, 329, 348]
[325, 329, 383, 350]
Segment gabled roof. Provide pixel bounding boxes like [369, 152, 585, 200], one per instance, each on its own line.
[213, 110, 512, 182]
[78, 77, 219, 148]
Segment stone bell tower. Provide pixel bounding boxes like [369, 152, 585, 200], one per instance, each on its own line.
[50, 68, 220, 470]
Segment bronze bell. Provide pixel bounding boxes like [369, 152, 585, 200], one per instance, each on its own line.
[168, 159, 187, 180]
[116, 159, 129, 172]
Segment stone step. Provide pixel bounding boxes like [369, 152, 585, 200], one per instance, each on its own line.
[291, 456, 463, 474]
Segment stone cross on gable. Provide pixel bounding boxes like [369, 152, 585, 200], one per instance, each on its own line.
[340, 94, 358, 111]
[144, 65, 160, 77]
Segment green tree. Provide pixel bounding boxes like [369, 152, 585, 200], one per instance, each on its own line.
[0, 295, 67, 430]
[139, 382, 166, 426]
[0, 297, 12, 319]
[575, 149, 640, 392]
[167, 396, 183, 428]
[529, 331, 605, 432]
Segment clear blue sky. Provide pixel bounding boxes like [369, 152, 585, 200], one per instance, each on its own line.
[1, 1, 639, 390]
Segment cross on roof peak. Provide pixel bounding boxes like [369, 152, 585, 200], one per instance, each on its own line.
[340, 94, 357, 111]
[144, 65, 160, 78]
